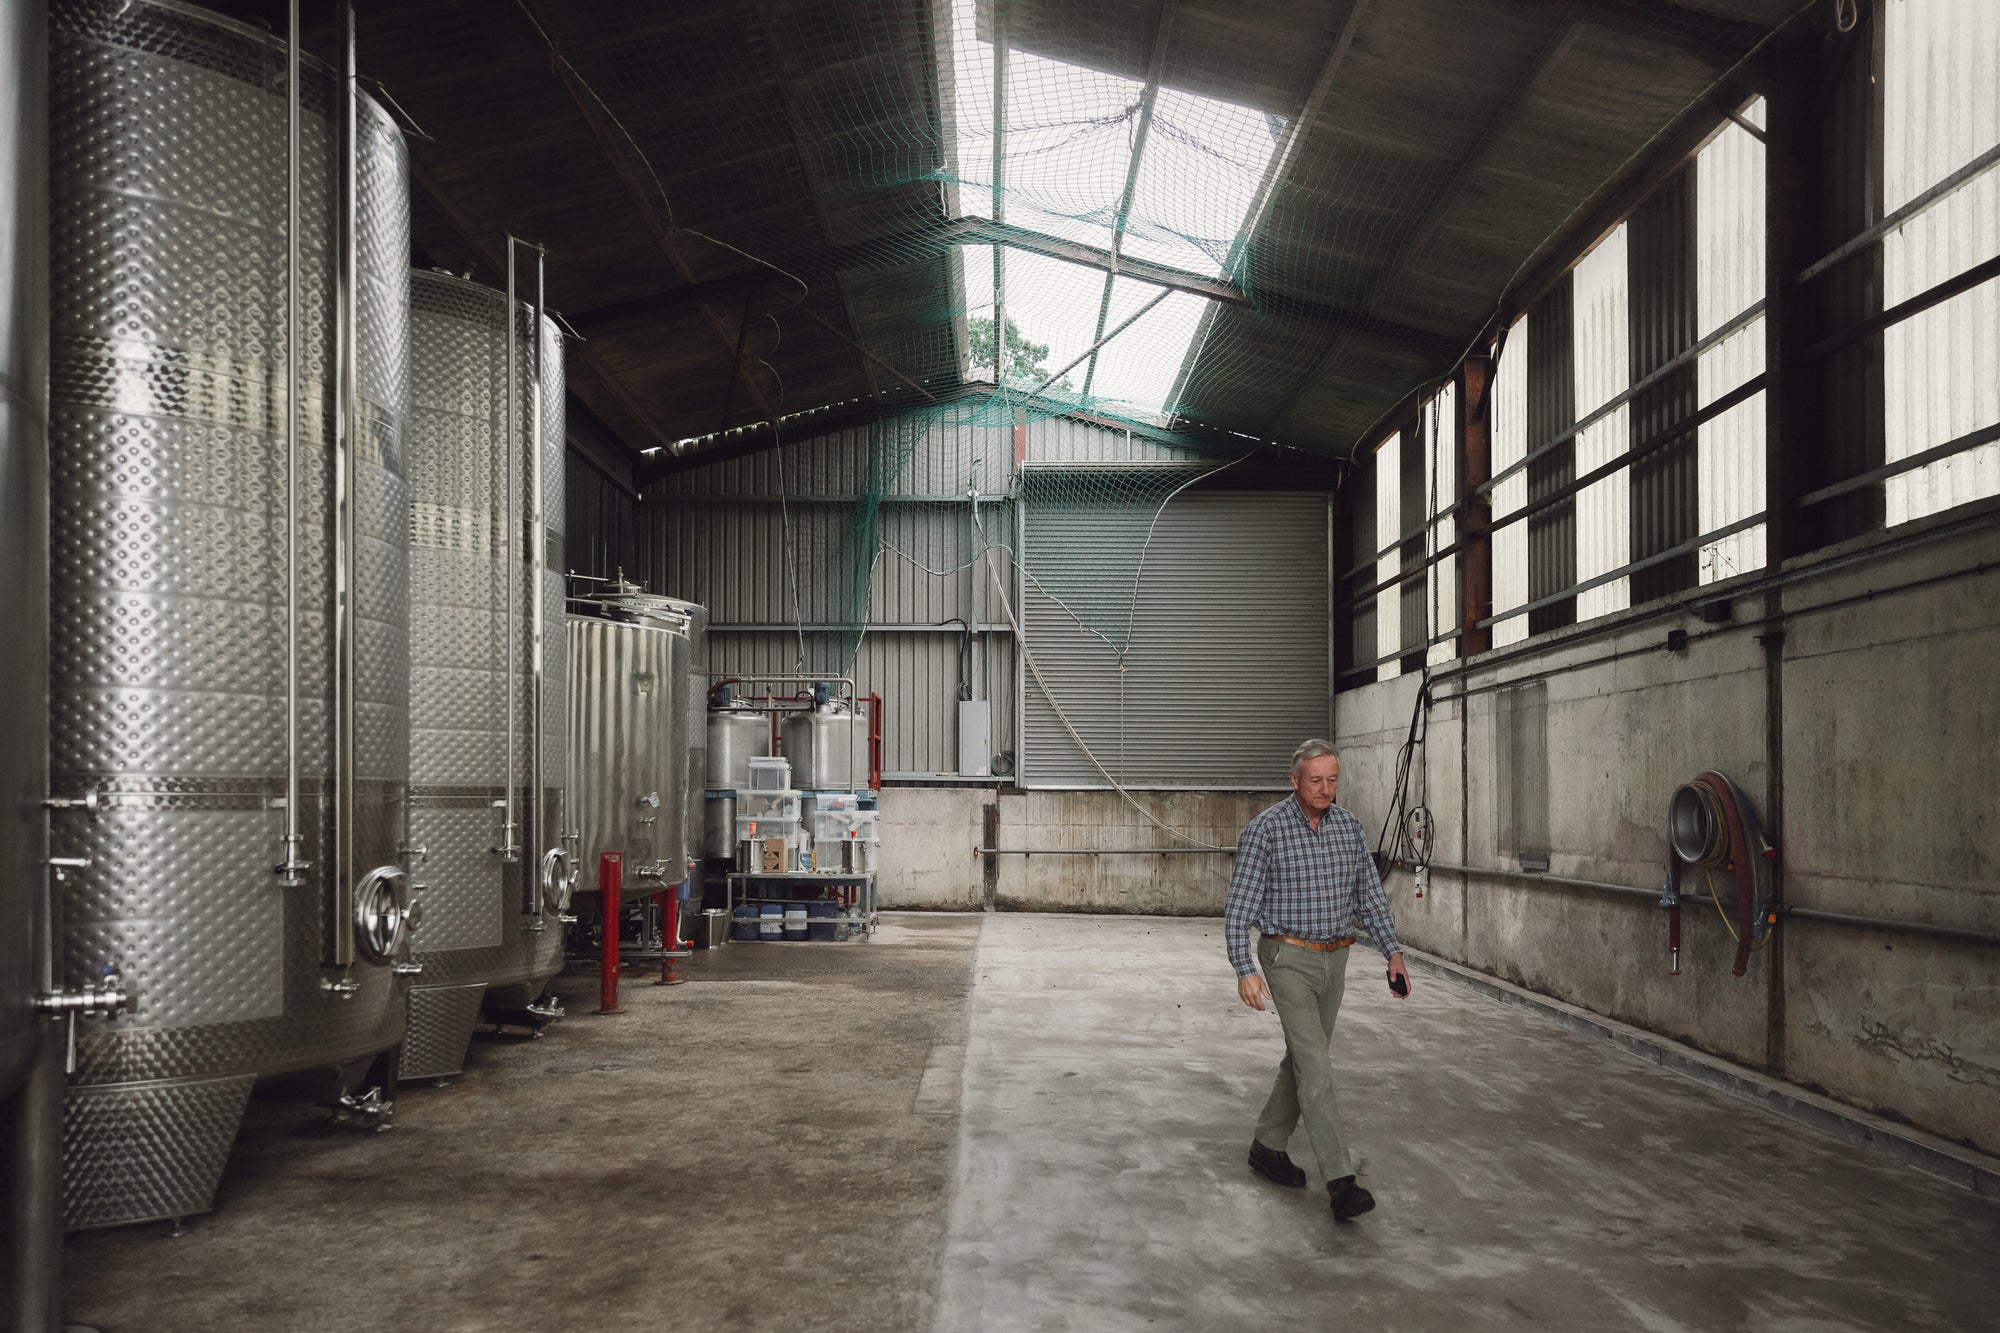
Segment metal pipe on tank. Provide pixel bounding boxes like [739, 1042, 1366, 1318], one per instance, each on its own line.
[277, 0, 306, 888]
[500, 238, 521, 864]
[10, 1038, 61, 1333]
[527, 245, 546, 912]
[329, 0, 359, 974]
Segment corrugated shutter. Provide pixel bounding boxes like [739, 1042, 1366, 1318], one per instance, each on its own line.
[1021, 491, 1329, 789]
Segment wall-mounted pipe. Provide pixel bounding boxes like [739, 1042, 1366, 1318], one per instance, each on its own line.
[976, 847, 1237, 856]
[1425, 862, 2000, 949]
[329, 0, 360, 971]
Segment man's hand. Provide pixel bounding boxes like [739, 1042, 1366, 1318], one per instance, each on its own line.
[1387, 952, 1412, 999]
[1237, 973, 1272, 1011]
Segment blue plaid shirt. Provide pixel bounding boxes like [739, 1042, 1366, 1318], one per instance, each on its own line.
[1224, 796, 1401, 978]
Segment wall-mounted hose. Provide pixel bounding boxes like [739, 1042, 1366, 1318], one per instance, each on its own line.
[1663, 770, 1776, 977]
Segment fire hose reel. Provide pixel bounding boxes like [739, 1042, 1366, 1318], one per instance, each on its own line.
[1661, 771, 1777, 978]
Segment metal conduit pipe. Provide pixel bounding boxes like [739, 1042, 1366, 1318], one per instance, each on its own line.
[1426, 863, 2000, 948]
[527, 245, 547, 912]
[330, 0, 360, 971]
[977, 847, 1237, 856]
[499, 238, 521, 864]
[277, 0, 306, 887]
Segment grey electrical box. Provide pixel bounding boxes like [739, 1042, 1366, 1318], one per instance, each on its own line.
[958, 700, 992, 777]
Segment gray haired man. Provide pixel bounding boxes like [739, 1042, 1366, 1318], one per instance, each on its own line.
[1223, 739, 1410, 1221]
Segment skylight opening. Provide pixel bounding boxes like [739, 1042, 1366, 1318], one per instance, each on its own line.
[947, 0, 1283, 420]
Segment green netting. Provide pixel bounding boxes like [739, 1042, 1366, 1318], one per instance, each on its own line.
[517, 0, 1811, 665]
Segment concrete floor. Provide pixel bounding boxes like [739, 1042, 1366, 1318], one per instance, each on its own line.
[60, 913, 2000, 1331]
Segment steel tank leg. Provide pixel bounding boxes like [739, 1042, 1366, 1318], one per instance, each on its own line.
[8, 1031, 63, 1333]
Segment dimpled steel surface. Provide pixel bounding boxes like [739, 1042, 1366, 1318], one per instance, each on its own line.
[404, 271, 563, 1041]
[566, 615, 690, 902]
[47, 0, 411, 1229]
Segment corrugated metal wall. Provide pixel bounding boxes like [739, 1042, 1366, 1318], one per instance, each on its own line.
[1374, 427, 1401, 682]
[1627, 169, 1699, 603]
[565, 447, 637, 583]
[1884, 0, 2000, 523]
[1492, 313, 1530, 649]
[1696, 100, 1768, 583]
[1527, 276, 1578, 635]
[1022, 491, 1328, 789]
[1573, 224, 1631, 620]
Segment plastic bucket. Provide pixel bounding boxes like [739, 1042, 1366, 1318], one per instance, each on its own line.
[759, 903, 783, 940]
[807, 899, 839, 942]
[783, 906, 808, 941]
[731, 904, 760, 942]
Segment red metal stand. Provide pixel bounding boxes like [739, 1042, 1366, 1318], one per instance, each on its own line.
[596, 852, 622, 1014]
[654, 888, 687, 986]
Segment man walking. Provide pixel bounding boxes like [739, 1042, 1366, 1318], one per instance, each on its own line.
[1224, 739, 1410, 1222]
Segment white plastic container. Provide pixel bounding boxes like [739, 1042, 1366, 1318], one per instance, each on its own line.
[747, 755, 793, 793]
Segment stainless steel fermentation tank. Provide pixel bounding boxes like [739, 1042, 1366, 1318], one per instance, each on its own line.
[782, 700, 864, 792]
[44, 0, 415, 1230]
[566, 586, 707, 906]
[401, 268, 567, 1081]
[704, 703, 771, 861]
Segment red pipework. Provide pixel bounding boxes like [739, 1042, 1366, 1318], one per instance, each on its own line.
[866, 693, 884, 790]
[596, 852, 622, 1014]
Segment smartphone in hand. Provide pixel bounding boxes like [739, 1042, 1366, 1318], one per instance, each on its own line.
[1388, 969, 1409, 998]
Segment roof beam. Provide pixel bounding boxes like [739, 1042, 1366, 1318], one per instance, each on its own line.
[1084, 0, 1176, 397]
[1265, 22, 1579, 438]
[544, 47, 779, 424]
[1501, 0, 1769, 68]
[565, 267, 803, 333]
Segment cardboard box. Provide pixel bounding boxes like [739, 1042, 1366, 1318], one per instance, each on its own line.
[759, 837, 788, 872]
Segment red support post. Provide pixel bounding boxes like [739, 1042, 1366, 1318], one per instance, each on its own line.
[596, 852, 622, 1014]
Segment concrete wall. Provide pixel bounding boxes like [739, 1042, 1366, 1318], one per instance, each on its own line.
[873, 787, 1279, 916]
[1335, 499, 2000, 1155]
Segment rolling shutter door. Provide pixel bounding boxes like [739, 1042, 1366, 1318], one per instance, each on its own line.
[1021, 491, 1330, 788]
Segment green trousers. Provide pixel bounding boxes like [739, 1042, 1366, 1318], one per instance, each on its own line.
[1253, 936, 1353, 1180]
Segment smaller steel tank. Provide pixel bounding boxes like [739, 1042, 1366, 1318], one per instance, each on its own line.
[705, 702, 771, 860]
[782, 701, 864, 792]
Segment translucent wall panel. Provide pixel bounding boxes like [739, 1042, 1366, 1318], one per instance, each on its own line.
[1573, 225, 1631, 619]
[1695, 100, 1768, 581]
[1424, 383, 1460, 667]
[1375, 432, 1402, 682]
[1492, 315, 1530, 648]
[1884, 0, 2000, 524]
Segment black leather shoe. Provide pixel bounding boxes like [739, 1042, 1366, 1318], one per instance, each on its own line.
[1328, 1175, 1375, 1221]
[1247, 1140, 1307, 1188]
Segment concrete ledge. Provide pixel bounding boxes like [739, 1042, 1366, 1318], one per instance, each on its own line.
[1399, 944, 2000, 1198]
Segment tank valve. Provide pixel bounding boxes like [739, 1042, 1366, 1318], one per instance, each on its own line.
[391, 962, 424, 976]
[45, 790, 101, 819]
[320, 971, 362, 999]
[38, 964, 132, 1074]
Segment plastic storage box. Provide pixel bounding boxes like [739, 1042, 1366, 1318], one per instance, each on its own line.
[747, 756, 793, 793]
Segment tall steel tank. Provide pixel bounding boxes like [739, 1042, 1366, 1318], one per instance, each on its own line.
[566, 608, 692, 903]
[401, 269, 567, 1081]
[45, 0, 414, 1229]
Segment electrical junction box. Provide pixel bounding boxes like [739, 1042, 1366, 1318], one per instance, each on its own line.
[958, 699, 992, 777]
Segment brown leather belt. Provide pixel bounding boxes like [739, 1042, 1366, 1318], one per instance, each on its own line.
[1270, 934, 1356, 953]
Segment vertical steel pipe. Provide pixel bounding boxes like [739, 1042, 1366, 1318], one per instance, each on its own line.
[330, 0, 359, 969]
[501, 240, 520, 864]
[4, 2, 57, 1320]
[278, 0, 305, 887]
[527, 247, 546, 910]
